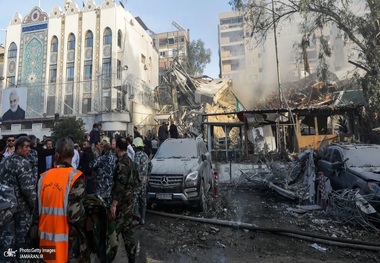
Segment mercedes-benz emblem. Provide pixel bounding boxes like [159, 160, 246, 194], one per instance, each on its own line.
[160, 176, 168, 185]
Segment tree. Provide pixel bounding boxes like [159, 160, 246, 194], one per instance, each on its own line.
[50, 116, 87, 143]
[182, 39, 212, 76]
[230, 0, 380, 129]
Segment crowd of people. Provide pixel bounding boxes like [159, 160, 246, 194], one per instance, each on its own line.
[0, 122, 175, 262]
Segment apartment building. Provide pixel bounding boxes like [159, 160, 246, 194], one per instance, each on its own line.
[218, 11, 262, 84]
[219, 11, 353, 88]
[0, 45, 4, 88]
[154, 23, 190, 82]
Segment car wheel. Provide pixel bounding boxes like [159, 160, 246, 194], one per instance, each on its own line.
[196, 181, 206, 212]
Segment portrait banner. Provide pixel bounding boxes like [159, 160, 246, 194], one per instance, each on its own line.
[1, 87, 27, 121]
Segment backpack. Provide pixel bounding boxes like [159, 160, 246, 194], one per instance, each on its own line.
[0, 184, 17, 227]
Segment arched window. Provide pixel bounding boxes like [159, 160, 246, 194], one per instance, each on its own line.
[67, 33, 75, 50]
[85, 31, 93, 48]
[51, 36, 58, 52]
[117, 30, 122, 47]
[8, 43, 17, 58]
[103, 28, 112, 45]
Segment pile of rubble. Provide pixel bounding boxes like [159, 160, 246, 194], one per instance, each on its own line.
[238, 149, 380, 231]
[155, 63, 238, 138]
[252, 71, 363, 110]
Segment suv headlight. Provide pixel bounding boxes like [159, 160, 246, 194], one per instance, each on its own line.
[185, 171, 199, 187]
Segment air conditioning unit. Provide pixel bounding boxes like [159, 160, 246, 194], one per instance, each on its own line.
[144, 64, 148, 70]
[130, 19, 134, 26]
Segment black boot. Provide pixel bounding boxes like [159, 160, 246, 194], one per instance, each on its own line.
[139, 204, 146, 225]
[128, 255, 135, 263]
[128, 245, 137, 263]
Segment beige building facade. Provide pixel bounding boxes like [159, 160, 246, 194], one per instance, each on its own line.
[218, 11, 262, 83]
[154, 26, 190, 82]
[218, 11, 355, 109]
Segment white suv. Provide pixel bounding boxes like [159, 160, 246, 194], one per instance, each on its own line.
[147, 138, 213, 211]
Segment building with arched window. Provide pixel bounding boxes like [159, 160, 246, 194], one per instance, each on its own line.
[0, 0, 159, 138]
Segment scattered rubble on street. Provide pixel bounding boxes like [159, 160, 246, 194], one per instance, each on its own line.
[142, 56, 380, 263]
[127, 183, 380, 263]
[237, 147, 380, 231]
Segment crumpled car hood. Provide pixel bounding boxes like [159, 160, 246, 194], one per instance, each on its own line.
[151, 158, 199, 175]
[348, 166, 380, 181]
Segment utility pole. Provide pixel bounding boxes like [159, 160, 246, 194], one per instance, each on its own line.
[271, 0, 283, 107]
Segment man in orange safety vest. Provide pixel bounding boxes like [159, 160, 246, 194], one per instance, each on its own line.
[31, 137, 88, 262]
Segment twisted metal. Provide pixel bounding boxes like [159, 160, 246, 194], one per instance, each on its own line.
[327, 189, 380, 231]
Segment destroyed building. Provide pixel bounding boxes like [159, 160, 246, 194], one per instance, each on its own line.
[154, 62, 239, 139]
[155, 61, 368, 163]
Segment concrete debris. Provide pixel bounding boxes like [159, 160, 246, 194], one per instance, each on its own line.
[209, 226, 220, 232]
[239, 146, 380, 231]
[156, 62, 237, 140]
[354, 193, 377, 215]
[216, 241, 226, 248]
[312, 219, 330, 225]
[286, 205, 322, 214]
[251, 71, 363, 110]
[298, 205, 323, 211]
[310, 243, 328, 252]
[265, 180, 297, 200]
[286, 207, 309, 214]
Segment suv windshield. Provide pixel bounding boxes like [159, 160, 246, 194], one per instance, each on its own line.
[155, 139, 198, 158]
[345, 147, 380, 167]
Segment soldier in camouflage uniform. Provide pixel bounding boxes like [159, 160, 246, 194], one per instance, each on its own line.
[28, 135, 39, 181]
[89, 142, 117, 206]
[0, 184, 17, 263]
[132, 137, 152, 225]
[111, 137, 137, 263]
[0, 136, 36, 251]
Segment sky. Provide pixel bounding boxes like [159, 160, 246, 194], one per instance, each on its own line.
[0, 0, 233, 78]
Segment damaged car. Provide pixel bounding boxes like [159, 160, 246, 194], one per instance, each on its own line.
[317, 144, 380, 204]
[147, 137, 214, 211]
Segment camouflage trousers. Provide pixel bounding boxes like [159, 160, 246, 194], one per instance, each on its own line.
[0, 220, 15, 263]
[68, 225, 91, 263]
[132, 184, 147, 223]
[0, 211, 32, 262]
[13, 211, 32, 249]
[115, 202, 136, 259]
[101, 197, 112, 208]
[86, 176, 96, 195]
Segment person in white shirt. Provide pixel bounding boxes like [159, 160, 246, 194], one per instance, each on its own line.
[4, 135, 16, 158]
[71, 148, 80, 169]
[66, 138, 80, 169]
[126, 137, 135, 161]
[151, 136, 159, 157]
